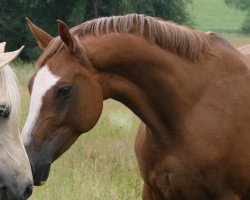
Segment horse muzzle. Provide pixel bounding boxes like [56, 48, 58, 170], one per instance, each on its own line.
[0, 184, 33, 200]
[32, 163, 51, 186]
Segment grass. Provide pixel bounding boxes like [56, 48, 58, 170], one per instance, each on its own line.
[189, 0, 247, 33]
[188, 0, 250, 47]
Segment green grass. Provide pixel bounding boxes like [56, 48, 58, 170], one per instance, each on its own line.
[188, 0, 250, 48]
[189, 0, 247, 33]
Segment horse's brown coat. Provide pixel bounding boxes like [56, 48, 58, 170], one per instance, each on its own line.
[23, 14, 250, 199]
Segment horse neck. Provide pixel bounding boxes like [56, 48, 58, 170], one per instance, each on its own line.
[84, 34, 208, 136]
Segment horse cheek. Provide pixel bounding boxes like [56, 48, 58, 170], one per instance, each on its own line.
[73, 82, 103, 133]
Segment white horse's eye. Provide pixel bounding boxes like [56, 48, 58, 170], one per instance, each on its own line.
[0, 105, 10, 118]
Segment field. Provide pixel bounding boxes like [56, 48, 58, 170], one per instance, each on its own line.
[14, 0, 250, 199]
[187, 0, 246, 33]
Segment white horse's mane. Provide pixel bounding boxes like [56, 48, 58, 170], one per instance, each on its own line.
[0, 65, 20, 118]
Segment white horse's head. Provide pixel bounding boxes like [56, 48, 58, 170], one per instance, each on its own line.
[0, 42, 33, 199]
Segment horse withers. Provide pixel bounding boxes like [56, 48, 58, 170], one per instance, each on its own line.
[22, 14, 250, 199]
[0, 42, 33, 199]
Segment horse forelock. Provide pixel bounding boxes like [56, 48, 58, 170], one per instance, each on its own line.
[0, 65, 20, 118]
[37, 14, 213, 67]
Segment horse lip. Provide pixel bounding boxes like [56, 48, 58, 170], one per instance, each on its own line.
[36, 181, 46, 186]
[33, 164, 51, 186]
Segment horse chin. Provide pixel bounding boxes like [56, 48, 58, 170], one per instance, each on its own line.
[33, 164, 51, 186]
[36, 181, 46, 186]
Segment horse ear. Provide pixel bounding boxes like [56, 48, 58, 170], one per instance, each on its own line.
[57, 20, 91, 67]
[57, 20, 75, 54]
[26, 18, 53, 49]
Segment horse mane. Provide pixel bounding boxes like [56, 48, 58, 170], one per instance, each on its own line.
[0, 65, 20, 118]
[37, 14, 213, 66]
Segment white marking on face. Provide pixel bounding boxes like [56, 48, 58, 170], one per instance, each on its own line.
[21, 65, 60, 145]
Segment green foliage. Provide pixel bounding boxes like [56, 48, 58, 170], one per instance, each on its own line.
[126, 0, 192, 24]
[241, 10, 250, 33]
[0, 0, 27, 57]
[225, 0, 250, 11]
[0, 0, 192, 61]
[225, 0, 250, 33]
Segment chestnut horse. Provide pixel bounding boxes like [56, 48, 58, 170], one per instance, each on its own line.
[22, 14, 250, 199]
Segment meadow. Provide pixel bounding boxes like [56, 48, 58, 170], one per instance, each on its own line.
[187, 0, 246, 33]
[14, 0, 250, 199]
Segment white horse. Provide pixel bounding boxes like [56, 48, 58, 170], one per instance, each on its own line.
[0, 42, 33, 200]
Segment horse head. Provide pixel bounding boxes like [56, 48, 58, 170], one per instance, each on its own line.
[22, 19, 103, 186]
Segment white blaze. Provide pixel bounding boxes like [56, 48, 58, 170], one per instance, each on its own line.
[21, 65, 60, 145]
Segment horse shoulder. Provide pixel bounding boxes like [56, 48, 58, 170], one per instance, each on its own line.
[135, 122, 177, 199]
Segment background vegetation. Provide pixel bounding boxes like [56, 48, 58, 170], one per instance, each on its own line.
[5, 0, 250, 199]
[0, 0, 191, 60]
[188, 0, 246, 33]
[2, 0, 250, 60]
[225, 0, 250, 33]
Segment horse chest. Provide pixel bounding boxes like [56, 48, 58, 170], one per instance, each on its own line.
[134, 122, 244, 200]
[135, 122, 177, 199]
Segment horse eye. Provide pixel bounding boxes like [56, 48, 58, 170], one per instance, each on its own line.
[57, 86, 72, 98]
[0, 105, 11, 118]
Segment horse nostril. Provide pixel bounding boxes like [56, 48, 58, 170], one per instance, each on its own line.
[23, 185, 33, 199]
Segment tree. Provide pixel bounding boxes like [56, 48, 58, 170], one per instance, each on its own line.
[69, 0, 192, 25]
[0, 0, 192, 61]
[225, 0, 250, 33]
[126, 0, 192, 24]
[0, 0, 27, 56]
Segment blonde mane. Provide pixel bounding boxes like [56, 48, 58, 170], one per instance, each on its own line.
[0, 65, 20, 118]
[38, 14, 213, 66]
